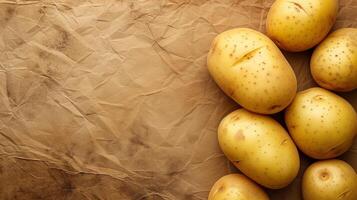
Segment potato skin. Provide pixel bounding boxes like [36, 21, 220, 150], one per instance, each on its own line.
[266, 0, 338, 52]
[207, 28, 297, 114]
[311, 28, 357, 92]
[285, 87, 357, 159]
[208, 174, 269, 200]
[302, 160, 357, 200]
[218, 109, 300, 189]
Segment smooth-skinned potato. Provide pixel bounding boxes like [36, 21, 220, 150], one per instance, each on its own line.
[207, 28, 297, 114]
[302, 159, 357, 200]
[218, 109, 300, 189]
[311, 28, 357, 92]
[208, 174, 269, 200]
[266, 0, 339, 52]
[285, 87, 357, 159]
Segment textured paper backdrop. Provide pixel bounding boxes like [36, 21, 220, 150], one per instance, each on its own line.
[0, 0, 356, 199]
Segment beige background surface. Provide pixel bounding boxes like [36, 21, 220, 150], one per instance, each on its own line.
[0, 0, 356, 199]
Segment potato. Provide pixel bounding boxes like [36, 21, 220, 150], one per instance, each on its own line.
[285, 87, 357, 159]
[311, 28, 357, 92]
[302, 159, 357, 200]
[207, 28, 297, 114]
[208, 174, 269, 200]
[218, 109, 300, 189]
[266, 0, 338, 52]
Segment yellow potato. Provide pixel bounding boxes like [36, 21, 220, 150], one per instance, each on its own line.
[218, 109, 300, 189]
[207, 28, 297, 114]
[266, 0, 339, 52]
[208, 174, 269, 200]
[311, 28, 357, 92]
[285, 87, 357, 159]
[302, 159, 357, 200]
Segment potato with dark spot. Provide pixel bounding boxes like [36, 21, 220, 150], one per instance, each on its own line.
[266, 0, 338, 52]
[208, 174, 269, 200]
[302, 159, 357, 200]
[207, 28, 297, 114]
[285, 87, 357, 159]
[218, 109, 300, 189]
[311, 28, 357, 92]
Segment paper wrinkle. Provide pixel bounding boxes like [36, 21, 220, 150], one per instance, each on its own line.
[0, 0, 356, 199]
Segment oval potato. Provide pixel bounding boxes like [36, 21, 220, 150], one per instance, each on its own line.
[302, 159, 357, 200]
[218, 109, 300, 189]
[208, 174, 269, 200]
[207, 28, 297, 114]
[311, 28, 357, 92]
[266, 0, 338, 52]
[285, 87, 357, 159]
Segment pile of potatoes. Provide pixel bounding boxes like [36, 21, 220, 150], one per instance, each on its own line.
[207, 0, 357, 199]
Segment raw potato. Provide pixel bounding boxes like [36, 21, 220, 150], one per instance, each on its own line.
[207, 28, 297, 114]
[208, 174, 269, 200]
[302, 160, 357, 200]
[266, 0, 338, 52]
[311, 28, 357, 92]
[285, 87, 357, 159]
[218, 109, 300, 189]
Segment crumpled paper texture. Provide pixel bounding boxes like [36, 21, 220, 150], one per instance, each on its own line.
[0, 0, 356, 199]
